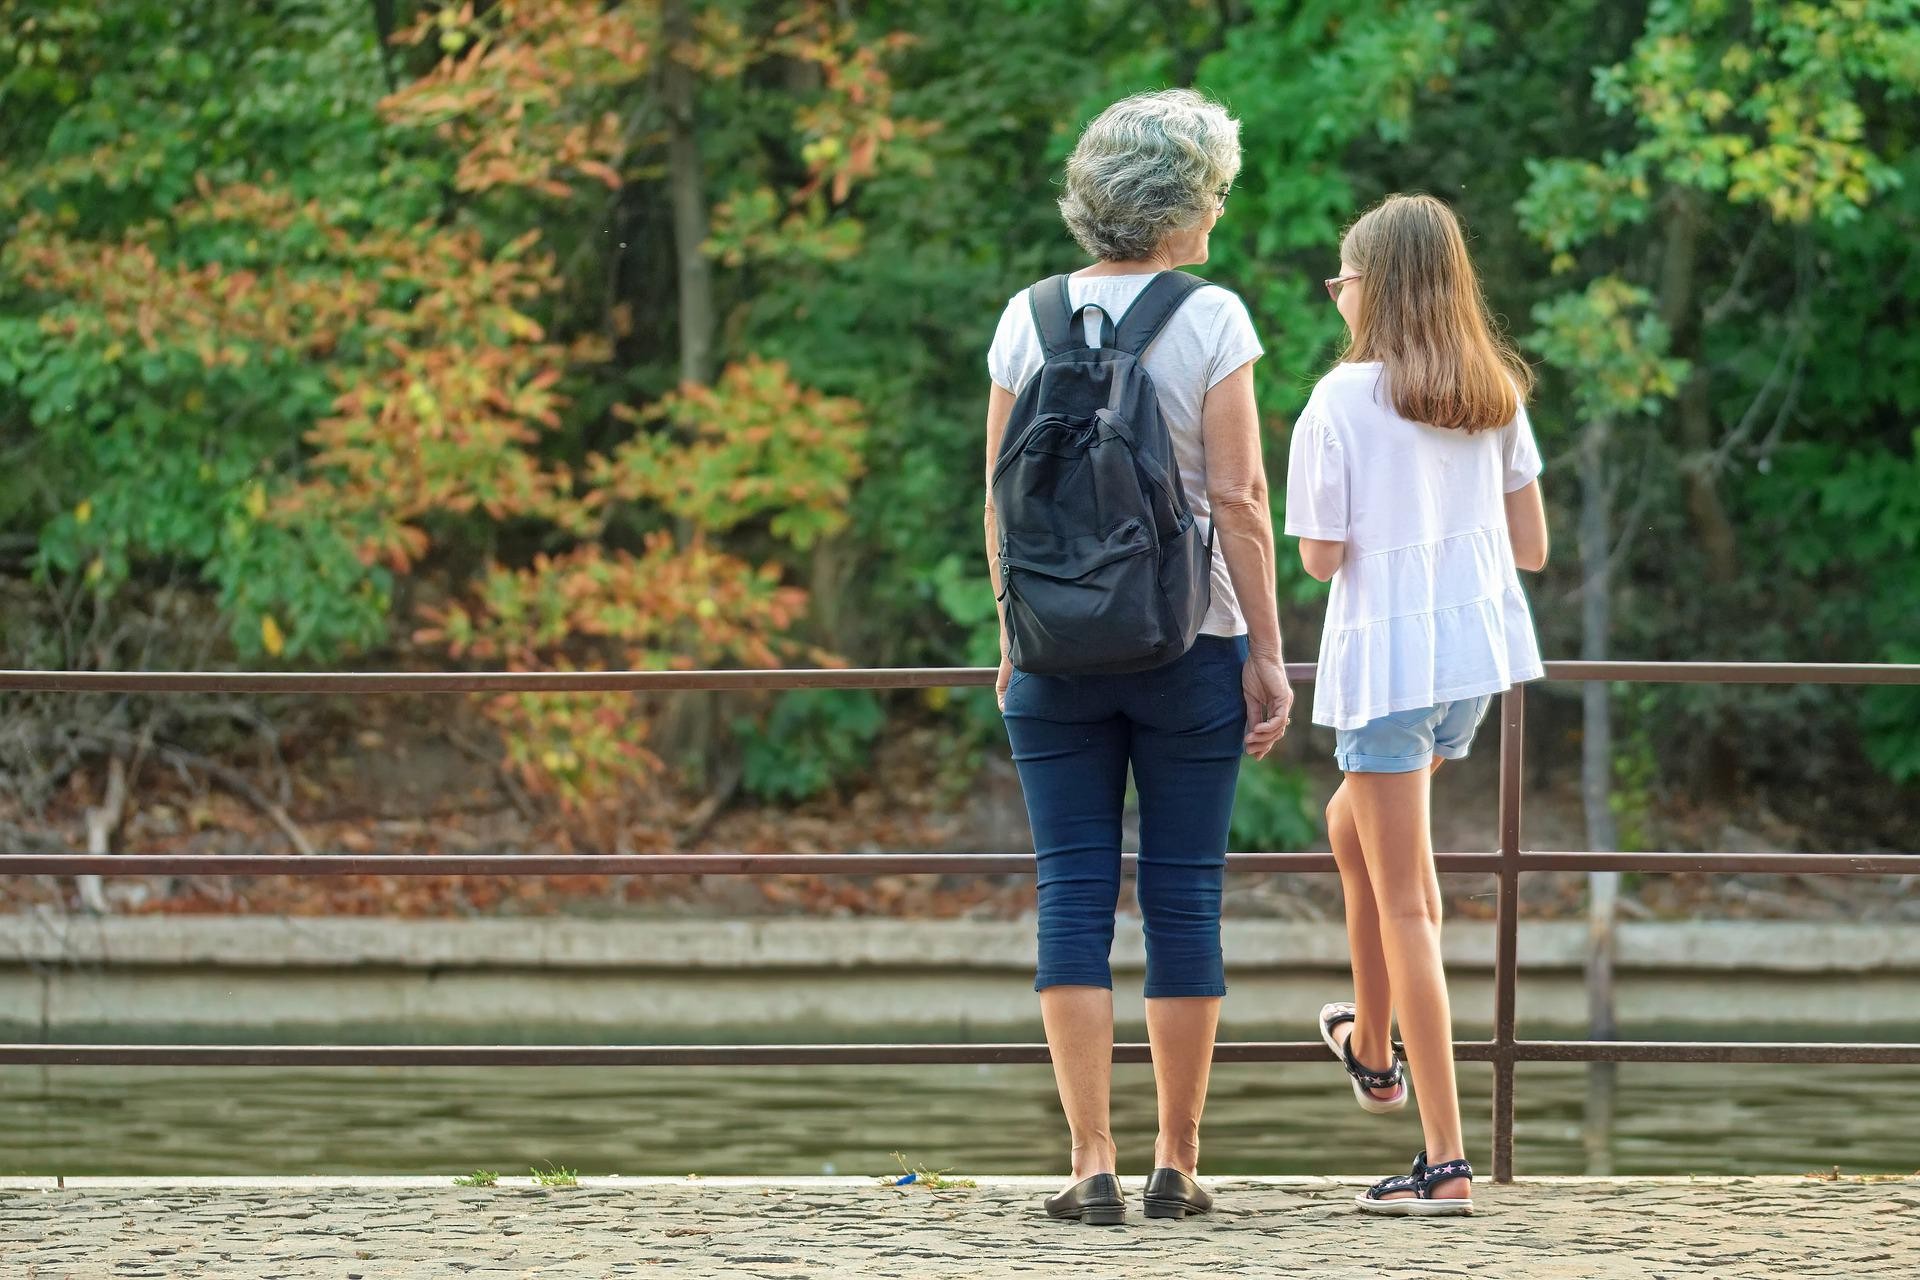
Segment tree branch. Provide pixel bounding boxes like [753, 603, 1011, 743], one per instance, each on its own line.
[80, 730, 314, 857]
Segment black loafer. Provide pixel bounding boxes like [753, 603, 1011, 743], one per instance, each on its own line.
[1044, 1172, 1126, 1225]
[1143, 1166, 1212, 1219]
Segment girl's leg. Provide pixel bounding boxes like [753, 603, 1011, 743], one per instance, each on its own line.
[1346, 765, 1469, 1197]
[1326, 781, 1398, 1098]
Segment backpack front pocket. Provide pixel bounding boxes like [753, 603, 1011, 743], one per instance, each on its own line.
[1000, 518, 1171, 673]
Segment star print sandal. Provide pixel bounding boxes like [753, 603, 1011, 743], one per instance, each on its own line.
[1318, 1002, 1408, 1114]
[1355, 1149, 1474, 1216]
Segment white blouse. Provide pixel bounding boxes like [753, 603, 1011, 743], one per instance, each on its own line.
[1284, 361, 1545, 730]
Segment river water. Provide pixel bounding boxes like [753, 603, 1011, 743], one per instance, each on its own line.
[3, 1021, 1913, 1178]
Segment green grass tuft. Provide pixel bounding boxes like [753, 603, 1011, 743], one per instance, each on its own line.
[531, 1161, 580, 1187]
[879, 1151, 976, 1191]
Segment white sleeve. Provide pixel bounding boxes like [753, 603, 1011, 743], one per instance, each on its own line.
[1203, 288, 1264, 389]
[986, 294, 1029, 394]
[1283, 402, 1348, 541]
[1501, 399, 1543, 492]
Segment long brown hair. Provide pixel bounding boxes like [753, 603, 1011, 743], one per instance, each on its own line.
[1339, 194, 1533, 433]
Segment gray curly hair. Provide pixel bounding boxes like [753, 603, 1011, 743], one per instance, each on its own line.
[1059, 88, 1241, 262]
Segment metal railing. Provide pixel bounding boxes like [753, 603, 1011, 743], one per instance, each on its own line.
[2, 658, 1917, 1182]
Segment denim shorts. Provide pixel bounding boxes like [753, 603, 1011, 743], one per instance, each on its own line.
[1334, 695, 1494, 774]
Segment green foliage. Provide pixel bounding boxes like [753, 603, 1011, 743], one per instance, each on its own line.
[926, 553, 1002, 669]
[597, 358, 865, 552]
[1859, 677, 1920, 784]
[0, 0, 437, 662]
[1609, 688, 1661, 854]
[1199, 1, 1493, 383]
[1591, 0, 1914, 224]
[735, 690, 886, 804]
[1757, 429, 1920, 780]
[1, 1, 898, 824]
[1228, 763, 1319, 854]
[1526, 278, 1689, 421]
[1513, 0, 1919, 794]
[3, 0, 1917, 838]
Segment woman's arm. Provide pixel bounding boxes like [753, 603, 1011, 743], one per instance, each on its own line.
[1203, 363, 1279, 653]
[1202, 361, 1293, 754]
[1504, 479, 1549, 571]
[983, 383, 1017, 705]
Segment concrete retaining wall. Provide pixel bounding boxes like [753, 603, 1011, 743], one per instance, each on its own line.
[3, 914, 1916, 1032]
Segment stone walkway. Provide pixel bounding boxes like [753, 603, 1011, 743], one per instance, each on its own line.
[2, 1175, 1916, 1278]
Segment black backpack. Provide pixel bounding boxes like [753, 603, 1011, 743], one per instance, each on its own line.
[991, 270, 1214, 675]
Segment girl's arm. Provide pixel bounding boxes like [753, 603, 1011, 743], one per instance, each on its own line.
[1298, 538, 1344, 582]
[1504, 480, 1548, 571]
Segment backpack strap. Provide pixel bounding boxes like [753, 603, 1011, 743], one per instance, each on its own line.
[1113, 270, 1209, 358]
[1031, 274, 1117, 356]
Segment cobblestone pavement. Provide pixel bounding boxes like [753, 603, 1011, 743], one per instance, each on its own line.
[2, 1175, 1916, 1279]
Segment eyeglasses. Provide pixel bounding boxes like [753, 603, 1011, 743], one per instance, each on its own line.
[1324, 272, 1362, 302]
[1214, 185, 1232, 210]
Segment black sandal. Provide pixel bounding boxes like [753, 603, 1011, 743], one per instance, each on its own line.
[1318, 1002, 1408, 1113]
[1355, 1149, 1474, 1216]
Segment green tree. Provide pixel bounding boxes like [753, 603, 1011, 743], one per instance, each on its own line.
[1514, 0, 1920, 791]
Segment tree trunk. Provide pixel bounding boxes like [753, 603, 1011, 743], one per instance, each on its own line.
[368, 0, 399, 93]
[1659, 190, 1738, 581]
[662, 0, 715, 389]
[1579, 415, 1619, 1175]
[657, 0, 723, 798]
[78, 753, 129, 915]
[809, 532, 850, 655]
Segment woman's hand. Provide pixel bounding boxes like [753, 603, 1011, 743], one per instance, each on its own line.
[1242, 652, 1293, 759]
[996, 654, 1015, 712]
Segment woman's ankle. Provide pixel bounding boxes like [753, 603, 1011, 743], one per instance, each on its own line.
[1069, 1136, 1117, 1178]
[1152, 1135, 1200, 1174]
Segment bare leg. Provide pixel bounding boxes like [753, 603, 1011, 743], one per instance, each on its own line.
[1326, 782, 1398, 1099]
[1345, 765, 1469, 1198]
[1145, 996, 1220, 1174]
[1040, 986, 1118, 1188]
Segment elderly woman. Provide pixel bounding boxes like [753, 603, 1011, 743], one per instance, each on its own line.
[983, 88, 1293, 1224]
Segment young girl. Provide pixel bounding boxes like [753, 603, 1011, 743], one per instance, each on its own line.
[1284, 193, 1549, 1216]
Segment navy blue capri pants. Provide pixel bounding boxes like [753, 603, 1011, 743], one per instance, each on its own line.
[1001, 634, 1248, 998]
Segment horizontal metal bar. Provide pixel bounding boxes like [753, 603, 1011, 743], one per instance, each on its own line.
[0, 1041, 1495, 1067]
[4, 850, 1910, 877]
[0, 667, 1004, 694]
[4, 1039, 1911, 1067]
[0, 660, 1913, 695]
[1512, 852, 1917, 874]
[1540, 660, 1920, 685]
[0, 851, 1493, 876]
[1512, 1040, 1920, 1065]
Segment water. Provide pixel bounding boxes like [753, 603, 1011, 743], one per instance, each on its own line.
[3, 1023, 1914, 1178]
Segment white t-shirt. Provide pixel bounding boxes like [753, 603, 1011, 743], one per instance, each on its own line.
[988, 273, 1263, 639]
[1284, 361, 1545, 730]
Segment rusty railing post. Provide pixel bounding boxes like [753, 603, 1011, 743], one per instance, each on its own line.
[1491, 682, 1526, 1182]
